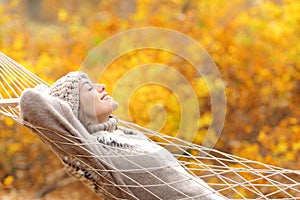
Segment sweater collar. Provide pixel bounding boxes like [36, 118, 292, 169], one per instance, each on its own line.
[87, 116, 118, 133]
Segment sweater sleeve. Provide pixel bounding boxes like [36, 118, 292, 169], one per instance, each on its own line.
[19, 88, 130, 199]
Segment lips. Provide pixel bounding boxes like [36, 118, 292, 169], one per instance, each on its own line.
[100, 93, 108, 100]
[100, 93, 112, 101]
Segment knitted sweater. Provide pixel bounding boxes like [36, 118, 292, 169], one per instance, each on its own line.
[20, 88, 227, 200]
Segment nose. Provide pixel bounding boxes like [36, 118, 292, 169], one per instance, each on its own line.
[96, 84, 106, 93]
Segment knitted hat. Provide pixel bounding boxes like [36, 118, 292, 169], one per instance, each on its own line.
[49, 71, 89, 117]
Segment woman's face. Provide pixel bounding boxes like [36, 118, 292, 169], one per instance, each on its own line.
[79, 79, 118, 123]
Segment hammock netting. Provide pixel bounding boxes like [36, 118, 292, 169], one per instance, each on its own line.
[0, 52, 300, 199]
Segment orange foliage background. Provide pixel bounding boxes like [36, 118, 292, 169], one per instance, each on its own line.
[0, 0, 299, 199]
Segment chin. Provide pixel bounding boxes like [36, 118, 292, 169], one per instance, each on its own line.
[112, 101, 119, 111]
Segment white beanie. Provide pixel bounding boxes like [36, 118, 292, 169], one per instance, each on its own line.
[49, 71, 89, 118]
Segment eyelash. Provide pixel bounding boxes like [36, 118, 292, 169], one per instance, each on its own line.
[88, 86, 93, 91]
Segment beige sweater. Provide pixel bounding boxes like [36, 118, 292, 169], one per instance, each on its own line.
[20, 88, 227, 200]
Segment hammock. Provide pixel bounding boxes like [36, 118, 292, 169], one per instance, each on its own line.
[0, 52, 300, 199]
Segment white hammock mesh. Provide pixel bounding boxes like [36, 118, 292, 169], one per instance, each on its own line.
[0, 52, 300, 199]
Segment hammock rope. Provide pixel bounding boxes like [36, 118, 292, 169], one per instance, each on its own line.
[0, 52, 300, 199]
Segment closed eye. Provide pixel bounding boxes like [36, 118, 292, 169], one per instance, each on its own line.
[81, 81, 94, 92]
[87, 83, 95, 91]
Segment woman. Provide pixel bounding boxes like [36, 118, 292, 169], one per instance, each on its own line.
[20, 71, 227, 200]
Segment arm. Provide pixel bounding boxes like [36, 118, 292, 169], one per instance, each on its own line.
[20, 89, 128, 199]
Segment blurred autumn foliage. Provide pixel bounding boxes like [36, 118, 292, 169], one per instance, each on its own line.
[0, 0, 300, 199]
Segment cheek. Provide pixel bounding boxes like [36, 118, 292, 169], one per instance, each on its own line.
[80, 93, 97, 115]
[95, 102, 109, 113]
[94, 98, 115, 114]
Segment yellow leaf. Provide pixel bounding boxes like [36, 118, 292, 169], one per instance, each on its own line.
[12, 36, 24, 50]
[289, 117, 298, 124]
[3, 175, 14, 188]
[58, 8, 68, 22]
[7, 143, 21, 155]
[4, 117, 14, 127]
[292, 142, 300, 151]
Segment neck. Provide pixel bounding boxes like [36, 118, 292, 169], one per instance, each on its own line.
[97, 114, 110, 124]
[78, 108, 111, 129]
[87, 116, 118, 133]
